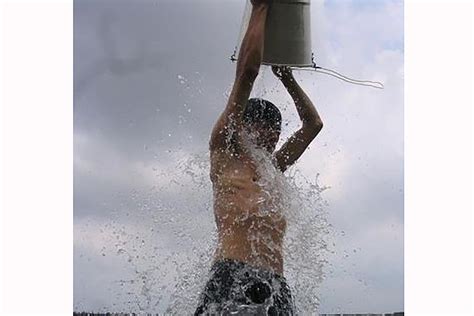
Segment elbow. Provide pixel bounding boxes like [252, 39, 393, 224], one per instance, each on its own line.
[315, 120, 324, 132]
[305, 119, 323, 136]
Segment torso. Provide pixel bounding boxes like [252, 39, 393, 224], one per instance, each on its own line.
[210, 148, 287, 276]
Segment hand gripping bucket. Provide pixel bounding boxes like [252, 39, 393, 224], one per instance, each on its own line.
[232, 0, 384, 89]
[236, 0, 314, 67]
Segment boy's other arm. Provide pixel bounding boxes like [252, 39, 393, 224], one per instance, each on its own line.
[273, 67, 323, 172]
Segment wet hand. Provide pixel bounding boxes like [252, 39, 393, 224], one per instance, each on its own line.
[272, 66, 294, 82]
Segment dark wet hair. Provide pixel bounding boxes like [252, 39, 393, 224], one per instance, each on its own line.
[243, 98, 282, 131]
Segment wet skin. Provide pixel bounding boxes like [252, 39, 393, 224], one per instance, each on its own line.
[210, 128, 286, 276]
[208, 1, 323, 278]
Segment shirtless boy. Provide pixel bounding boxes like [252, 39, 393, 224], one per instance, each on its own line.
[195, 0, 323, 314]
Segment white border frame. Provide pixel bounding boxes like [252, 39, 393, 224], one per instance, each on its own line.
[0, 0, 472, 314]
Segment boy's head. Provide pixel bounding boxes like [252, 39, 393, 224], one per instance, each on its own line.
[243, 98, 282, 152]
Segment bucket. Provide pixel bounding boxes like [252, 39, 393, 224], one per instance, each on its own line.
[236, 0, 313, 67]
[233, 0, 384, 89]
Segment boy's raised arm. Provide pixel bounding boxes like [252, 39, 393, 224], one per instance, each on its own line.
[209, 0, 271, 152]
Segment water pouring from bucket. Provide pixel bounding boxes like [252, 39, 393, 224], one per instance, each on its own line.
[232, 0, 384, 89]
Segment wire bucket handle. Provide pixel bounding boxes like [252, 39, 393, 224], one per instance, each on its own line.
[230, 48, 384, 90]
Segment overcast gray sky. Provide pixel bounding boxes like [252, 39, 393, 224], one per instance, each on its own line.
[74, 0, 404, 314]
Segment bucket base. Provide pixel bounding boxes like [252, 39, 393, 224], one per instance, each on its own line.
[262, 61, 314, 68]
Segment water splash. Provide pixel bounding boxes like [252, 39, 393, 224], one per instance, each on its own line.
[238, 130, 333, 314]
[79, 143, 332, 314]
[77, 70, 333, 314]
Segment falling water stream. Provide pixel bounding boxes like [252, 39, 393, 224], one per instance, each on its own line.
[76, 69, 335, 315]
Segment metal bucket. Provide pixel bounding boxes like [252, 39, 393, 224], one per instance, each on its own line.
[236, 0, 313, 67]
